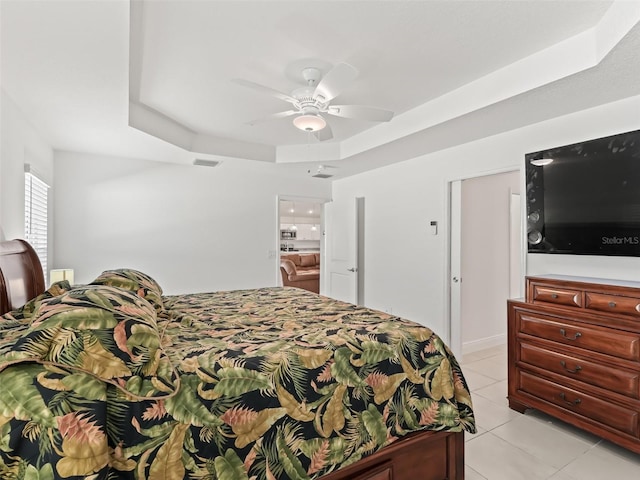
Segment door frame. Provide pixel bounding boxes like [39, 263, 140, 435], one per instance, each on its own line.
[445, 167, 525, 357]
[276, 194, 330, 286]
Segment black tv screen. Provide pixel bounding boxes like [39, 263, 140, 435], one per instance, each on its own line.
[526, 129, 640, 256]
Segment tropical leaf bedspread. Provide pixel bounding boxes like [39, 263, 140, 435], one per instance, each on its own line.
[0, 269, 475, 479]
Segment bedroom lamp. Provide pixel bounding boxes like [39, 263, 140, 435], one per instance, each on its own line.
[50, 268, 74, 286]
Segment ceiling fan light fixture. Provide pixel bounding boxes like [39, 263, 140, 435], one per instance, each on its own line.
[293, 114, 326, 132]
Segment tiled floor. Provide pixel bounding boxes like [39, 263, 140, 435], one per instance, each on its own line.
[461, 345, 640, 479]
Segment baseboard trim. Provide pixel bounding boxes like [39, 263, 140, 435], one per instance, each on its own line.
[462, 333, 506, 355]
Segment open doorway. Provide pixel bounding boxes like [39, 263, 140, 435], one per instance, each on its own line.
[277, 197, 325, 294]
[448, 169, 523, 357]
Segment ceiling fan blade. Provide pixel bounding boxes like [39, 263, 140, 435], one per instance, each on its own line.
[314, 63, 358, 102]
[232, 78, 298, 105]
[313, 122, 333, 142]
[327, 105, 394, 122]
[247, 110, 298, 125]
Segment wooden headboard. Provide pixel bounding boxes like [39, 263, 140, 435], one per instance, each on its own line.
[0, 239, 46, 315]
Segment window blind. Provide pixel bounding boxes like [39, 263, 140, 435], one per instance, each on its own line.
[24, 171, 49, 278]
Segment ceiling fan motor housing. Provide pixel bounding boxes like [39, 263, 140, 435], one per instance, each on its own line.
[301, 67, 321, 86]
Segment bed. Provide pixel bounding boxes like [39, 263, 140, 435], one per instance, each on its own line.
[0, 239, 475, 480]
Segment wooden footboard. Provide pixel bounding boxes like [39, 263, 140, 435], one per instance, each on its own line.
[319, 430, 465, 480]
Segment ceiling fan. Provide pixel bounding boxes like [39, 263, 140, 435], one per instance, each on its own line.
[233, 63, 394, 141]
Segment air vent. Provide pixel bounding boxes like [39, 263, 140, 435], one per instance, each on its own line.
[193, 159, 221, 168]
[310, 164, 336, 179]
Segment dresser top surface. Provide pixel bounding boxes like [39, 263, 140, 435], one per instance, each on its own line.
[529, 274, 640, 290]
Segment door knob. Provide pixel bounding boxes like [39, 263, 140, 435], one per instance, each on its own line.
[452, 277, 460, 283]
[347, 267, 358, 272]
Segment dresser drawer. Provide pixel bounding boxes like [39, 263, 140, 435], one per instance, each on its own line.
[519, 342, 640, 398]
[531, 285, 583, 308]
[519, 371, 639, 437]
[518, 313, 640, 361]
[585, 291, 640, 318]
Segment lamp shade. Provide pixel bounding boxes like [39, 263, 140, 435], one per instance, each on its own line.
[293, 114, 326, 132]
[50, 268, 74, 286]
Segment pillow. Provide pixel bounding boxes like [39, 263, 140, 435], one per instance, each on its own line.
[300, 254, 316, 267]
[0, 284, 177, 399]
[1, 280, 71, 322]
[90, 268, 164, 313]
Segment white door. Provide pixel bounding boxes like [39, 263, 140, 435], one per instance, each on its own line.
[324, 198, 359, 303]
[449, 171, 521, 359]
[449, 180, 462, 356]
[509, 193, 523, 298]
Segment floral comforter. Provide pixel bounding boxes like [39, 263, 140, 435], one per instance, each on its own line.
[0, 269, 475, 479]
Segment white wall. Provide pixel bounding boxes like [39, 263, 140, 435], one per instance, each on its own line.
[0, 89, 54, 245]
[331, 95, 640, 338]
[53, 151, 331, 295]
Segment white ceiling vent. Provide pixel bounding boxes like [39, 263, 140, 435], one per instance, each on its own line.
[193, 159, 221, 168]
[311, 165, 335, 179]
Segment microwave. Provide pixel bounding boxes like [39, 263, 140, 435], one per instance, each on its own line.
[281, 230, 296, 239]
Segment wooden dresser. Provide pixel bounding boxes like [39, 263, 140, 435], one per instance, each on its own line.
[508, 275, 640, 454]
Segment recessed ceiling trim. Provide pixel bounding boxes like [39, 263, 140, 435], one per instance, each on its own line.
[342, 3, 640, 161]
[191, 132, 275, 162]
[128, 101, 276, 162]
[276, 143, 341, 164]
[129, 101, 196, 151]
[127, 1, 640, 166]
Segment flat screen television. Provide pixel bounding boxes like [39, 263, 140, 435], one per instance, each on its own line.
[526, 129, 640, 256]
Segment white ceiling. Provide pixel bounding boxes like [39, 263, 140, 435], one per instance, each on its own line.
[2, 1, 639, 180]
[279, 200, 321, 223]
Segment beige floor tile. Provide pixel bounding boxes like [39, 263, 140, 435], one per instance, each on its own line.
[466, 426, 487, 444]
[558, 441, 640, 479]
[547, 471, 581, 480]
[522, 410, 603, 446]
[463, 368, 498, 391]
[466, 432, 558, 480]
[462, 345, 640, 479]
[463, 345, 507, 364]
[491, 414, 595, 469]
[471, 394, 521, 431]
[464, 355, 508, 381]
[465, 465, 487, 480]
[594, 440, 640, 464]
[473, 379, 508, 406]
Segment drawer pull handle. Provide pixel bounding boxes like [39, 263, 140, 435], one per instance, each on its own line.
[559, 328, 582, 341]
[608, 301, 616, 308]
[559, 392, 581, 407]
[560, 361, 582, 374]
[551, 293, 559, 299]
